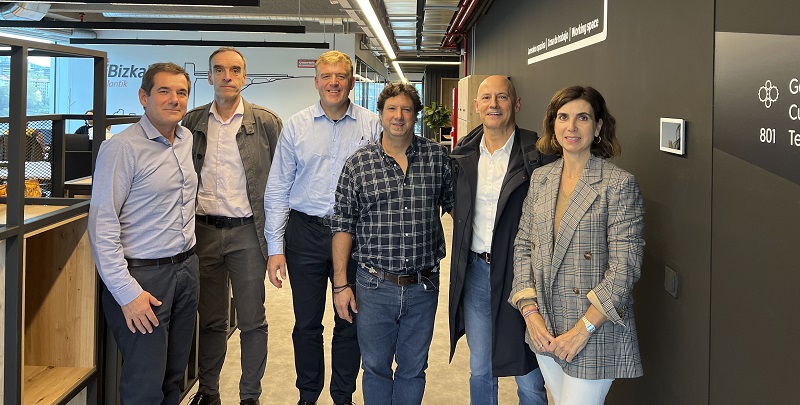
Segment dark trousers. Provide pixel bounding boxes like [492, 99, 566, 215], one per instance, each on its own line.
[195, 221, 268, 400]
[102, 254, 199, 405]
[286, 210, 360, 404]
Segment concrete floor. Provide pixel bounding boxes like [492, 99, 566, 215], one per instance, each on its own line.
[182, 215, 548, 404]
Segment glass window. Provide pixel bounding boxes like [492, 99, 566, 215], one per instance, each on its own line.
[353, 57, 387, 114]
[412, 82, 423, 136]
[0, 55, 55, 116]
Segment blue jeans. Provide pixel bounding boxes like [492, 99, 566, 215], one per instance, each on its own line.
[355, 265, 439, 405]
[464, 253, 547, 405]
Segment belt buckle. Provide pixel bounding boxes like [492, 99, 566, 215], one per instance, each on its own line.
[397, 273, 417, 287]
[213, 216, 226, 228]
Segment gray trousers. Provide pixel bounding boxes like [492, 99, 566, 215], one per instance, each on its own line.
[195, 221, 268, 400]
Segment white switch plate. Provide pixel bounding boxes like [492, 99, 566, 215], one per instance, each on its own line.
[664, 265, 679, 298]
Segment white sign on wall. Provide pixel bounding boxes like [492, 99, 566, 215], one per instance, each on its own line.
[525, 0, 608, 65]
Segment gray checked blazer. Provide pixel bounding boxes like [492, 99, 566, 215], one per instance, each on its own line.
[510, 155, 645, 380]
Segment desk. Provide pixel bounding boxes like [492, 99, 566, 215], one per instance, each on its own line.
[0, 204, 64, 224]
[63, 176, 92, 198]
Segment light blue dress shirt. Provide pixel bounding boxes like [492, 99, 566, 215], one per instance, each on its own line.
[88, 114, 198, 306]
[264, 100, 381, 255]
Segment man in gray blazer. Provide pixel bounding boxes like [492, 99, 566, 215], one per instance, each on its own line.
[183, 47, 282, 405]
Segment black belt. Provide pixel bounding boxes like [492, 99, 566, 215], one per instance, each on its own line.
[292, 209, 331, 227]
[363, 265, 437, 287]
[196, 215, 254, 228]
[126, 246, 196, 267]
[474, 251, 491, 264]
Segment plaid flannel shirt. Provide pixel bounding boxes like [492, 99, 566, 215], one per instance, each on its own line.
[331, 135, 454, 274]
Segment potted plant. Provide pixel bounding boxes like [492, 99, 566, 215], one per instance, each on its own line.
[422, 101, 453, 140]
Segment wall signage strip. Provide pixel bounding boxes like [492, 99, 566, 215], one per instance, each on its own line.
[714, 32, 800, 186]
[526, 0, 607, 65]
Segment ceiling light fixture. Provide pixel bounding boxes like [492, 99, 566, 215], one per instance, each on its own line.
[354, 0, 397, 60]
[394, 60, 460, 65]
[391, 61, 407, 83]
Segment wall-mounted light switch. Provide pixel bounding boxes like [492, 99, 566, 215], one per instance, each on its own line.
[664, 265, 679, 298]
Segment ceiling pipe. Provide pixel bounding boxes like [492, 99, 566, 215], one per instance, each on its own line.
[441, 0, 479, 48]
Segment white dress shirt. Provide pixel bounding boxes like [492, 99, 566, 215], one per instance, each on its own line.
[470, 131, 515, 254]
[196, 100, 252, 218]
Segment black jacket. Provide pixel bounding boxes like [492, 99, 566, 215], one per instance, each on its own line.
[448, 124, 556, 376]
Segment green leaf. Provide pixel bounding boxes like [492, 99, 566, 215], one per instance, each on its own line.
[422, 101, 452, 130]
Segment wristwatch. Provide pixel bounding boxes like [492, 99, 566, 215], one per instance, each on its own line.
[581, 316, 596, 333]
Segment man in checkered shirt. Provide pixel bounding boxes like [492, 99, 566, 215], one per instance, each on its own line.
[330, 82, 454, 405]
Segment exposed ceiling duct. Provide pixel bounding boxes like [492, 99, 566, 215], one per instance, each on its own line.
[102, 12, 352, 26]
[0, 2, 50, 21]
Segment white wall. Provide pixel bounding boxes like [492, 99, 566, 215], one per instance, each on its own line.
[54, 32, 369, 132]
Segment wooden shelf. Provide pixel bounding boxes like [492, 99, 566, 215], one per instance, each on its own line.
[24, 366, 93, 405]
[1, 204, 96, 404]
[3, 38, 106, 405]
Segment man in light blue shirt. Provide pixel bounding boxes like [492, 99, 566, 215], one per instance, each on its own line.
[263, 50, 381, 405]
[88, 62, 198, 405]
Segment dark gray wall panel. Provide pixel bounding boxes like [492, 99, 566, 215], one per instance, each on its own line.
[711, 1, 800, 403]
[716, 0, 799, 35]
[709, 151, 800, 404]
[469, 0, 714, 403]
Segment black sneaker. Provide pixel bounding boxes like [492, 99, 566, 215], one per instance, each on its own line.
[188, 393, 221, 405]
[297, 400, 316, 405]
[240, 399, 259, 405]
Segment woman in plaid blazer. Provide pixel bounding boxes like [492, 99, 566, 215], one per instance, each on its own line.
[509, 86, 645, 404]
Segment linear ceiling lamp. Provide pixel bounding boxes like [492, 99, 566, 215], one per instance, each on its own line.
[70, 38, 329, 49]
[354, 0, 396, 60]
[391, 61, 407, 83]
[1, 20, 305, 34]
